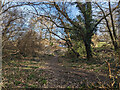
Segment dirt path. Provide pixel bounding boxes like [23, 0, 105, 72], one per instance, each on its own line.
[43, 56, 109, 88]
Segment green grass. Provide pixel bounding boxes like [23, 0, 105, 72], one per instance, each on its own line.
[41, 79, 47, 85]
[14, 81, 22, 85]
[3, 47, 116, 88]
[24, 83, 37, 88]
[2, 58, 47, 88]
[97, 42, 106, 47]
[28, 74, 36, 80]
[94, 69, 99, 72]
[101, 66, 108, 70]
[67, 86, 72, 90]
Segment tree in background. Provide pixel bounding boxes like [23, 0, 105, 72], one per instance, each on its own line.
[96, 2, 120, 51]
[31, 2, 97, 60]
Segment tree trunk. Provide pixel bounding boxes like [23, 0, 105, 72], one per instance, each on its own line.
[114, 41, 118, 51]
[71, 48, 80, 58]
[66, 40, 80, 58]
[84, 41, 92, 60]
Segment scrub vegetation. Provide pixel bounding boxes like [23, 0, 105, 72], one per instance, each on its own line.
[0, 1, 120, 89]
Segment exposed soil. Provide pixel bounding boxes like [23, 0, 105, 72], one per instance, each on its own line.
[2, 55, 110, 88]
[42, 56, 109, 88]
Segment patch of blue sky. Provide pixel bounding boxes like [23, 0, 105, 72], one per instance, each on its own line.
[11, 2, 118, 38]
[66, 3, 80, 20]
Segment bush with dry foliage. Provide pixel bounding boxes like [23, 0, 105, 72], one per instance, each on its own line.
[3, 30, 45, 59]
[17, 30, 44, 57]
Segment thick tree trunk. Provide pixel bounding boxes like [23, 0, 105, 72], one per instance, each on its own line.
[84, 41, 92, 60]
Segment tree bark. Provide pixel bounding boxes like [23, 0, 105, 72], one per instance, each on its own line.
[66, 40, 80, 58]
[84, 41, 92, 60]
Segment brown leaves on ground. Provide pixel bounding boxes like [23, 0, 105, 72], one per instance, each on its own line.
[2, 55, 110, 88]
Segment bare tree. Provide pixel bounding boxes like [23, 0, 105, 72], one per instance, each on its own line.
[96, 2, 120, 51]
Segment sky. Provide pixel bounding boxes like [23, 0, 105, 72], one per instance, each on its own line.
[2, 1, 119, 40]
[3, 0, 120, 2]
[20, 2, 118, 36]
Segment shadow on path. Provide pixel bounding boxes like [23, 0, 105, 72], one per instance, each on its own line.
[43, 56, 109, 88]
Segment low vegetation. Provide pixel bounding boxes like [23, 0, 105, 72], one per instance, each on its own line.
[1, 1, 120, 89]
